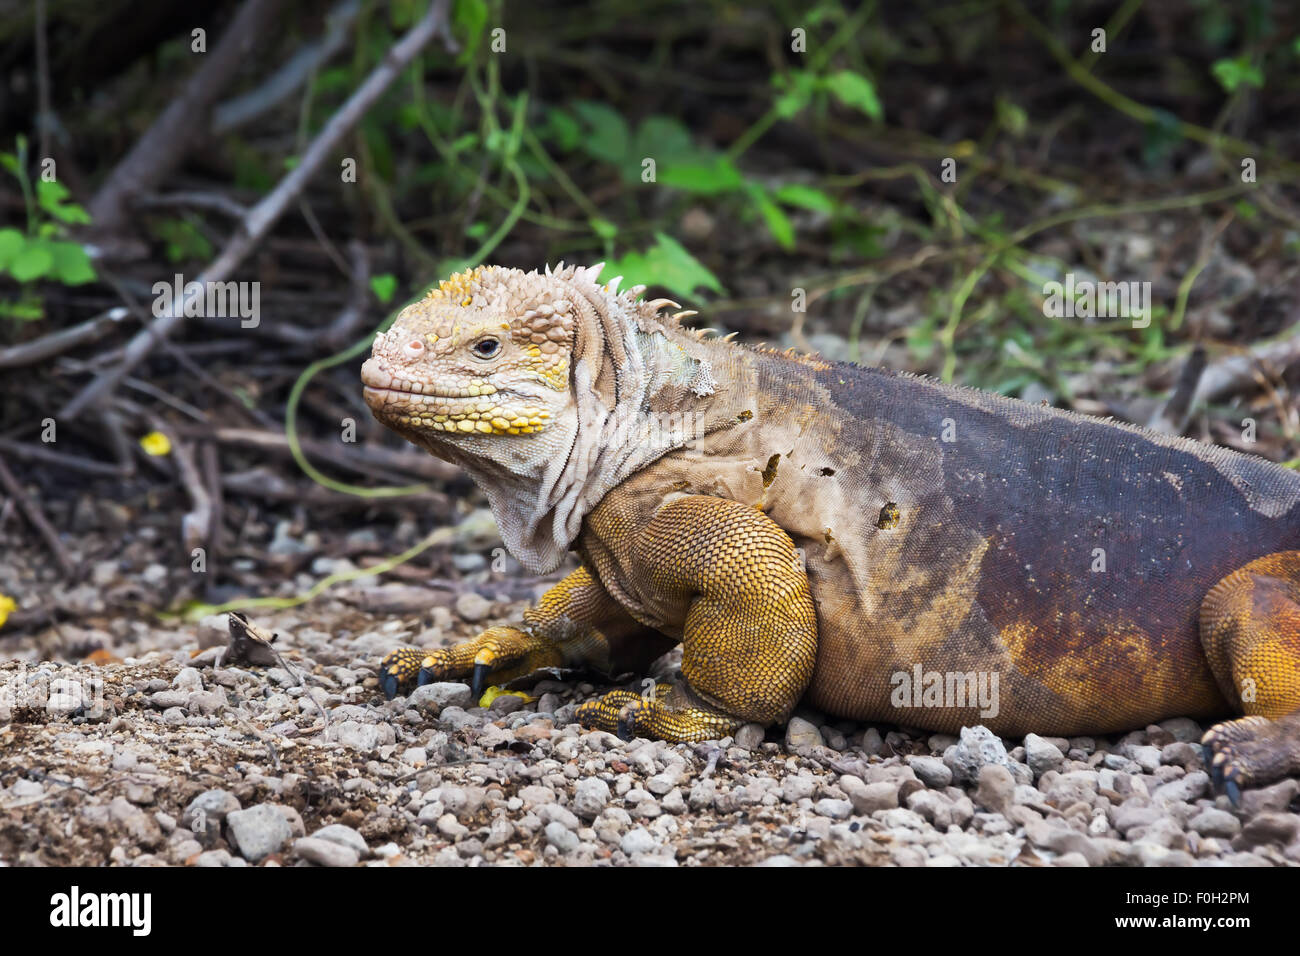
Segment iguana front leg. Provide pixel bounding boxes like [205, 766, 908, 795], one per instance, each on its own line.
[577, 495, 819, 742]
[379, 566, 668, 699]
[1199, 550, 1300, 802]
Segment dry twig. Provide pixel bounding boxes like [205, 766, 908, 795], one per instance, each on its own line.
[62, 0, 456, 420]
[0, 456, 75, 576]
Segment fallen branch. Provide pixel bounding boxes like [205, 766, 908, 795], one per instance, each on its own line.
[87, 0, 285, 235]
[221, 468, 449, 511]
[203, 426, 460, 483]
[1194, 322, 1300, 405]
[61, 0, 456, 421]
[212, 0, 362, 136]
[0, 456, 75, 576]
[266, 239, 372, 350]
[132, 191, 250, 220]
[171, 439, 214, 555]
[0, 438, 130, 478]
[0, 307, 130, 369]
[1147, 346, 1207, 435]
[201, 441, 224, 584]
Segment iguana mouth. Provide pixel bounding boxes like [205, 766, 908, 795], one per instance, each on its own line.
[362, 384, 467, 401]
[361, 359, 499, 400]
[362, 358, 553, 438]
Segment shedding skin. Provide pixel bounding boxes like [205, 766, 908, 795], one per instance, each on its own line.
[365, 263, 1300, 797]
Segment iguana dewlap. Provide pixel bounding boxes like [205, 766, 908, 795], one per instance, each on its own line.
[362, 263, 1300, 794]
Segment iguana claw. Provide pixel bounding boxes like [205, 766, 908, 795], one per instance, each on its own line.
[379, 648, 428, 699]
[414, 662, 488, 696]
[380, 671, 401, 700]
[577, 683, 745, 743]
[379, 627, 563, 703]
[1200, 714, 1300, 805]
[471, 662, 493, 699]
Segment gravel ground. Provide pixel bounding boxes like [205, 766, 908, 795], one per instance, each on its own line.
[3, 596, 1299, 867]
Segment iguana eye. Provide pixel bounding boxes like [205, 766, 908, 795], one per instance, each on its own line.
[470, 337, 501, 360]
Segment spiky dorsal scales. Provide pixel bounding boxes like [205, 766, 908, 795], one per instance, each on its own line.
[421, 261, 701, 345]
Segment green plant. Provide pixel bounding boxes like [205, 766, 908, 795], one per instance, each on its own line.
[149, 216, 215, 265]
[0, 136, 96, 321]
[542, 83, 868, 255]
[1211, 55, 1265, 92]
[606, 232, 724, 300]
[370, 273, 398, 303]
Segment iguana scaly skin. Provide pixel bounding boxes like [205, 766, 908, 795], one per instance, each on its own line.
[362, 263, 1300, 796]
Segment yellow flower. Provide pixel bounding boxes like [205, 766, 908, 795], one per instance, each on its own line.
[0, 594, 16, 629]
[478, 685, 537, 708]
[139, 431, 172, 456]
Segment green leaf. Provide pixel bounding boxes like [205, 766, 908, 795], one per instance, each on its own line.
[606, 233, 724, 300]
[9, 242, 53, 282]
[49, 241, 96, 284]
[774, 184, 836, 213]
[632, 116, 699, 168]
[397, 103, 422, 131]
[589, 217, 618, 239]
[453, 0, 488, 61]
[447, 132, 479, 156]
[995, 97, 1029, 138]
[0, 228, 25, 269]
[231, 142, 275, 192]
[370, 273, 398, 304]
[824, 70, 883, 121]
[0, 295, 43, 321]
[1141, 108, 1184, 166]
[750, 188, 795, 250]
[389, 0, 421, 29]
[48, 201, 91, 225]
[772, 71, 818, 119]
[313, 66, 352, 95]
[150, 218, 213, 264]
[540, 108, 581, 153]
[1211, 56, 1264, 93]
[37, 178, 69, 207]
[571, 101, 630, 166]
[658, 158, 744, 194]
[831, 219, 886, 259]
[36, 179, 91, 224]
[362, 118, 394, 180]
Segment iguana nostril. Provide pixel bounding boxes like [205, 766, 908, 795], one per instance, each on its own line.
[404, 339, 424, 357]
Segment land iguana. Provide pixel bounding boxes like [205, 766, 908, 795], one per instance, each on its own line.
[361, 263, 1300, 798]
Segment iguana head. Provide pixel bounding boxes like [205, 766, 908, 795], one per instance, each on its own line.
[362, 263, 719, 572]
[362, 265, 580, 458]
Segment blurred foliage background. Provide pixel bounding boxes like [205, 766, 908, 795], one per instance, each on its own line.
[3, 1, 1297, 388]
[0, 0, 1298, 612]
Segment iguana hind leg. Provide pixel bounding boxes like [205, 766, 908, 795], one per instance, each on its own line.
[576, 495, 819, 742]
[1199, 550, 1300, 801]
[379, 565, 667, 700]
